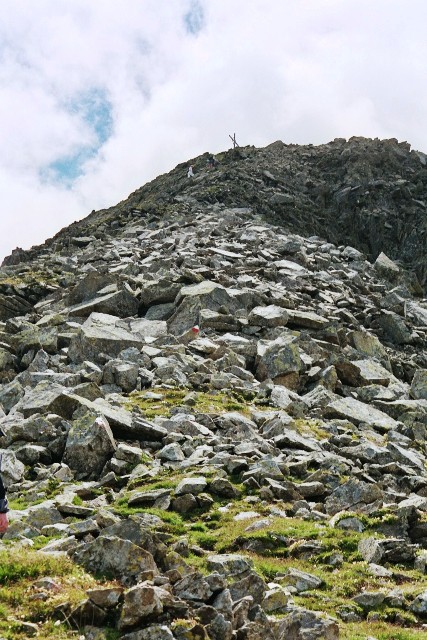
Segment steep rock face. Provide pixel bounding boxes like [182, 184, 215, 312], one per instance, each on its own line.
[1, 138, 427, 639]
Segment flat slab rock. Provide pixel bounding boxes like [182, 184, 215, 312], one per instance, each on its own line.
[68, 321, 144, 363]
[326, 396, 400, 431]
[287, 309, 329, 328]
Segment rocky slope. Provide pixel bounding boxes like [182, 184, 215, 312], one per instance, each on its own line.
[5, 136, 427, 291]
[0, 138, 427, 639]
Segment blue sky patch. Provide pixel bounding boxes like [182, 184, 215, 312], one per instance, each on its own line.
[41, 87, 113, 187]
[80, 88, 113, 145]
[184, 0, 204, 35]
[42, 148, 95, 186]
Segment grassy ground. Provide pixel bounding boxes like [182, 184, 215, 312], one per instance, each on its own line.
[124, 387, 263, 419]
[0, 547, 120, 640]
[4, 387, 427, 638]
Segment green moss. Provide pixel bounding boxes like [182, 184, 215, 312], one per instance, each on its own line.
[293, 418, 331, 440]
[0, 269, 60, 288]
[45, 478, 61, 499]
[8, 496, 31, 510]
[124, 387, 263, 419]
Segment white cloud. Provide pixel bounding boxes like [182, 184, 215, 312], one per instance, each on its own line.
[1, 0, 427, 260]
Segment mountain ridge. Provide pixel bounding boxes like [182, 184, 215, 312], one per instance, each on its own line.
[4, 136, 427, 292]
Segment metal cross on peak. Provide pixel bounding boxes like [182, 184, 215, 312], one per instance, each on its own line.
[229, 133, 239, 148]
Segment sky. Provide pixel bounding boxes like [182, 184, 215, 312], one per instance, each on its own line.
[1, 0, 427, 261]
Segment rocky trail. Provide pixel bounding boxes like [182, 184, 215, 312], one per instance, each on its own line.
[0, 138, 427, 639]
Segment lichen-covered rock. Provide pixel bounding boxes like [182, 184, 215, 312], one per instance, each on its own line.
[63, 413, 116, 479]
[273, 607, 339, 639]
[121, 626, 174, 640]
[168, 281, 240, 335]
[283, 568, 324, 592]
[207, 554, 253, 578]
[255, 335, 302, 383]
[73, 536, 158, 584]
[411, 369, 427, 400]
[68, 314, 143, 363]
[358, 536, 417, 565]
[119, 582, 173, 630]
[325, 479, 383, 515]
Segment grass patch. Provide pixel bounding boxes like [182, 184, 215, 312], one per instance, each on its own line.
[0, 269, 61, 288]
[0, 548, 81, 585]
[293, 418, 331, 440]
[124, 387, 262, 419]
[0, 547, 111, 640]
[341, 622, 427, 640]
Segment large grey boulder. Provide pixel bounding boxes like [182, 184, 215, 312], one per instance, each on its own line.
[262, 585, 289, 613]
[325, 396, 400, 431]
[167, 281, 240, 335]
[73, 535, 158, 584]
[335, 358, 393, 387]
[287, 309, 329, 329]
[1, 413, 70, 461]
[410, 590, 427, 617]
[13, 381, 78, 419]
[242, 458, 284, 483]
[255, 335, 302, 384]
[119, 582, 175, 630]
[325, 479, 383, 515]
[103, 359, 139, 393]
[63, 413, 116, 479]
[139, 278, 182, 308]
[0, 293, 33, 321]
[411, 369, 427, 400]
[274, 427, 321, 452]
[68, 272, 116, 305]
[100, 517, 160, 552]
[350, 329, 389, 362]
[123, 318, 168, 340]
[63, 394, 136, 439]
[374, 251, 400, 281]
[378, 310, 413, 345]
[273, 607, 339, 640]
[207, 554, 253, 578]
[0, 379, 24, 413]
[248, 305, 289, 328]
[229, 571, 266, 605]
[0, 347, 15, 371]
[283, 568, 324, 592]
[352, 591, 385, 609]
[68, 288, 138, 318]
[405, 301, 427, 327]
[68, 313, 143, 363]
[215, 412, 276, 453]
[0, 448, 25, 486]
[173, 572, 213, 602]
[174, 477, 207, 496]
[358, 537, 417, 565]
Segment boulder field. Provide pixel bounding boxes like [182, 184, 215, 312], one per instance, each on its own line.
[1, 138, 427, 639]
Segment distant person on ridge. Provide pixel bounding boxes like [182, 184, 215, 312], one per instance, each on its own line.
[187, 165, 194, 178]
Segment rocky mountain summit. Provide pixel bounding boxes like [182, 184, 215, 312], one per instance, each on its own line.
[1, 137, 427, 639]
